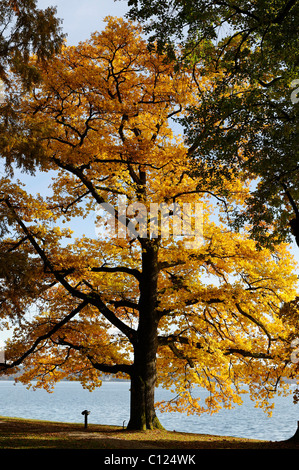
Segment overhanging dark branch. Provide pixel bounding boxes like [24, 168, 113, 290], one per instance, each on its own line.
[0, 300, 88, 371]
[56, 337, 132, 376]
[91, 265, 141, 282]
[158, 332, 274, 360]
[4, 198, 136, 341]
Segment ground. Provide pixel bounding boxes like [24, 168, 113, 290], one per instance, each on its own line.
[0, 416, 298, 449]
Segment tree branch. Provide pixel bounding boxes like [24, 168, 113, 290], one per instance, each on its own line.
[214, 1, 260, 21]
[158, 330, 274, 361]
[0, 300, 88, 371]
[4, 198, 136, 341]
[281, 182, 299, 217]
[56, 337, 132, 376]
[273, 0, 297, 24]
[110, 299, 139, 310]
[91, 265, 141, 282]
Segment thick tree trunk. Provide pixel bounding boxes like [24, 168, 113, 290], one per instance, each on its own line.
[127, 240, 163, 430]
[285, 421, 299, 442]
[127, 347, 164, 430]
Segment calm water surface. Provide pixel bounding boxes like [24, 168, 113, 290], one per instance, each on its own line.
[0, 380, 298, 441]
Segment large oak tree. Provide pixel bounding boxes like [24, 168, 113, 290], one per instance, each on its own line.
[0, 18, 298, 430]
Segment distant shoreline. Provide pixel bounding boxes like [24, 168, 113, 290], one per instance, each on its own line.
[0, 376, 129, 382]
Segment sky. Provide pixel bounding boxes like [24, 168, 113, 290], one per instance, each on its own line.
[37, 0, 130, 45]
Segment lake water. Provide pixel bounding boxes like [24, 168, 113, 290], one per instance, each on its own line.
[0, 380, 298, 442]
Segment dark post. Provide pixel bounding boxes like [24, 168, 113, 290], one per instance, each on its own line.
[81, 410, 90, 429]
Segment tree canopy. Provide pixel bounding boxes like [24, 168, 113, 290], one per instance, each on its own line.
[0, 0, 64, 87]
[124, 0, 299, 249]
[0, 1, 64, 288]
[0, 18, 298, 429]
[126, 0, 298, 64]
[0, 0, 64, 178]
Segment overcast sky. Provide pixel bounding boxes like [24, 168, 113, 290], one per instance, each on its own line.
[37, 0, 130, 45]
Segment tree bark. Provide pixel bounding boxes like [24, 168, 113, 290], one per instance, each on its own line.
[127, 240, 164, 430]
[284, 421, 299, 442]
[127, 346, 163, 430]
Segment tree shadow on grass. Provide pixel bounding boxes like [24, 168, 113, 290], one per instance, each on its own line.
[0, 418, 298, 450]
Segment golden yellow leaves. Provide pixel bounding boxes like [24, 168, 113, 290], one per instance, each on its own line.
[20, 17, 195, 187]
[155, 213, 298, 415]
[2, 17, 299, 417]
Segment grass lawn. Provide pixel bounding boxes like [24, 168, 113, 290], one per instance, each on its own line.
[0, 416, 298, 449]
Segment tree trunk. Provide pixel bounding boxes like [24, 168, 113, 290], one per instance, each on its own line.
[127, 240, 163, 430]
[285, 421, 299, 442]
[127, 346, 164, 430]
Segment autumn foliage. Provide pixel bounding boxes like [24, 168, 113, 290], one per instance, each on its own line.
[0, 18, 298, 430]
